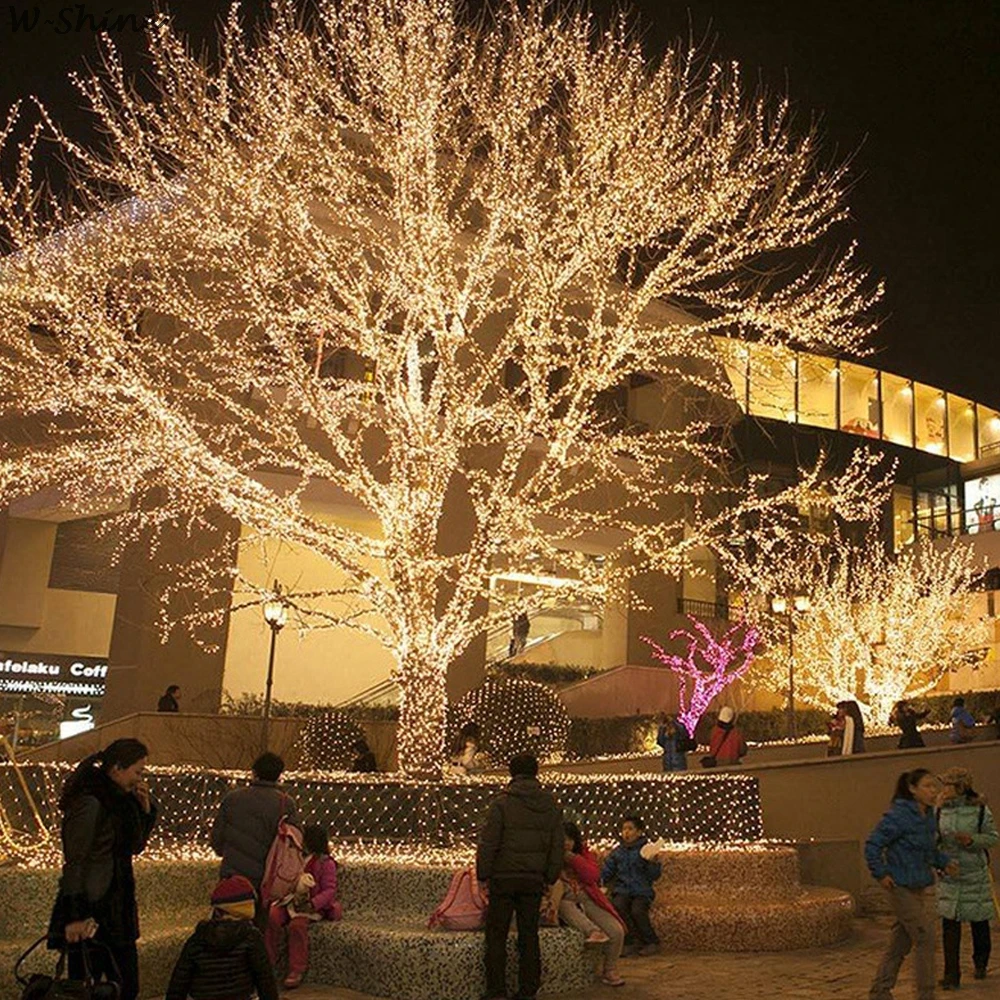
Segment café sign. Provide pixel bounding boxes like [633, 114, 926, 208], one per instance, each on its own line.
[0, 653, 108, 698]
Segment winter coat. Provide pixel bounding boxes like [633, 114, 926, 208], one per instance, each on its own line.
[600, 837, 662, 899]
[896, 708, 927, 749]
[950, 706, 977, 743]
[865, 798, 951, 889]
[165, 918, 278, 1000]
[211, 780, 298, 884]
[657, 725, 689, 771]
[292, 854, 342, 921]
[157, 693, 179, 712]
[709, 722, 746, 764]
[936, 797, 998, 923]
[48, 767, 158, 945]
[561, 847, 626, 930]
[476, 776, 564, 889]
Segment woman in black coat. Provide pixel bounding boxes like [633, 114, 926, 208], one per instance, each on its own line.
[48, 739, 158, 1000]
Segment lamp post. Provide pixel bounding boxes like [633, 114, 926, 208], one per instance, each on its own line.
[261, 580, 288, 753]
[771, 593, 811, 739]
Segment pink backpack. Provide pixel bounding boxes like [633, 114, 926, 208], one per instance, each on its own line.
[261, 805, 306, 905]
[428, 868, 489, 930]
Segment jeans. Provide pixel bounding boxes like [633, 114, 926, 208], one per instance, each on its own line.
[610, 893, 659, 947]
[559, 891, 624, 973]
[68, 939, 139, 1000]
[869, 886, 935, 1000]
[484, 881, 543, 999]
[942, 917, 991, 983]
[265, 905, 312, 975]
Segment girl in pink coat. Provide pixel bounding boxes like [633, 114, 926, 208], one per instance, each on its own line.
[265, 825, 342, 988]
[558, 821, 627, 987]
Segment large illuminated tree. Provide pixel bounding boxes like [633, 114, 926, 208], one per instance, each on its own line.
[0, 0, 884, 774]
[749, 535, 990, 726]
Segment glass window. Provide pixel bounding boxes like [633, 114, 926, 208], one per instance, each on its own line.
[965, 473, 1000, 534]
[839, 362, 880, 438]
[713, 337, 748, 411]
[914, 383, 946, 454]
[947, 394, 976, 462]
[747, 341, 796, 422]
[797, 354, 837, 429]
[892, 485, 914, 552]
[978, 405, 1000, 460]
[915, 491, 933, 541]
[881, 373, 913, 447]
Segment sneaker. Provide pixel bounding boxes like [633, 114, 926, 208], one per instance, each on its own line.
[601, 973, 626, 987]
[639, 943, 661, 956]
[585, 930, 610, 944]
[283, 973, 303, 990]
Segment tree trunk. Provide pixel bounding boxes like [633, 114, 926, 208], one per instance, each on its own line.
[396, 651, 449, 777]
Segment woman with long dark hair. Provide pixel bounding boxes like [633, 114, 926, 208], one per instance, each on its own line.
[48, 739, 158, 1000]
[865, 768, 957, 1000]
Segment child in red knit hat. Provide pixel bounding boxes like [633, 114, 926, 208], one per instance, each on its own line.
[165, 876, 278, 1000]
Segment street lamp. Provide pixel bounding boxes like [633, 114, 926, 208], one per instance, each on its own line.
[261, 580, 288, 752]
[771, 593, 811, 739]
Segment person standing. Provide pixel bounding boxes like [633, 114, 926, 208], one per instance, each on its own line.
[949, 697, 977, 743]
[865, 768, 958, 1000]
[936, 766, 998, 988]
[157, 685, 181, 712]
[509, 612, 531, 658]
[708, 707, 747, 765]
[600, 816, 663, 956]
[890, 700, 929, 749]
[48, 739, 158, 1000]
[211, 752, 298, 913]
[838, 700, 866, 755]
[656, 713, 690, 771]
[477, 752, 563, 1000]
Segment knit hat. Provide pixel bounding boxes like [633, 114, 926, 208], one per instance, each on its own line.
[939, 766, 974, 794]
[718, 707, 736, 724]
[211, 875, 257, 920]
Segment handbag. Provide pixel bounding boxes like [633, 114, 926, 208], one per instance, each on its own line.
[15, 937, 120, 1000]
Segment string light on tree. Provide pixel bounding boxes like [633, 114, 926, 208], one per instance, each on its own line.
[0, 0, 887, 774]
[642, 617, 759, 736]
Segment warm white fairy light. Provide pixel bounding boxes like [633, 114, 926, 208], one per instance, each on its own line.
[296, 711, 367, 770]
[0, 0, 886, 775]
[746, 534, 992, 726]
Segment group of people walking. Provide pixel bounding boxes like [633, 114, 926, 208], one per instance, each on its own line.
[46, 742, 341, 1000]
[866, 766, 998, 997]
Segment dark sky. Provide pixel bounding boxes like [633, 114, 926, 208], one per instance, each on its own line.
[1, 1, 996, 404]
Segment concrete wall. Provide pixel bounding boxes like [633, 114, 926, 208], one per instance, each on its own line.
[25, 711, 399, 771]
[558, 665, 680, 718]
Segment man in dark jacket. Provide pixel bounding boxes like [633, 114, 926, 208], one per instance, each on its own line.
[477, 753, 563, 1000]
[165, 875, 278, 1000]
[210, 752, 298, 907]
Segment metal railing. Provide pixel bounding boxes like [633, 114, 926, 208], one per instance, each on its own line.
[676, 597, 730, 620]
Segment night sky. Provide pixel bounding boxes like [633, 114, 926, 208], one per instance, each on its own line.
[0, 1, 996, 404]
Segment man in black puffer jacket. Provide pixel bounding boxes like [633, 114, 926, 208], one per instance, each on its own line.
[165, 876, 277, 1000]
[210, 752, 298, 905]
[477, 753, 563, 1000]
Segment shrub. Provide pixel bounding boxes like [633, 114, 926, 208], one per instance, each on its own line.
[451, 676, 570, 765]
[296, 711, 367, 770]
[489, 661, 604, 687]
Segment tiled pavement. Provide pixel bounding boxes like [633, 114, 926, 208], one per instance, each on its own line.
[280, 917, 997, 1000]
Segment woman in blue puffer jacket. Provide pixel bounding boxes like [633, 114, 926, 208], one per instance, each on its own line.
[936, 766, 998, 989]
[865, 768, 957, 1000]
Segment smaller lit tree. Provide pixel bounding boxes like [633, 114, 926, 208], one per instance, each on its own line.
[744, 534, 991, 726]
[642, 616, 759, 736]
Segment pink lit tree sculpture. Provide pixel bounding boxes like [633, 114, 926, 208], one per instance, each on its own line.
[643, 617, 759, 736]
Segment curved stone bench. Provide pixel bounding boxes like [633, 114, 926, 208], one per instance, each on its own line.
[646, 845, 854, 951]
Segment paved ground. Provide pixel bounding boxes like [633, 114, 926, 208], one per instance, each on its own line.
[284, 917, 997, 1000]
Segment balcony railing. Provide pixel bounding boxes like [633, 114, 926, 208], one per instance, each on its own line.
[676, 597, 730, 620]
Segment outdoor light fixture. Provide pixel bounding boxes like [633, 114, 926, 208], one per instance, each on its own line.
[771, 593, 812, 738]
[261, 580, 288, 752]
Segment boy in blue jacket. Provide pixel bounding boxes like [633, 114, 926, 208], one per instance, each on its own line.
[600, 815, 664, 955]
